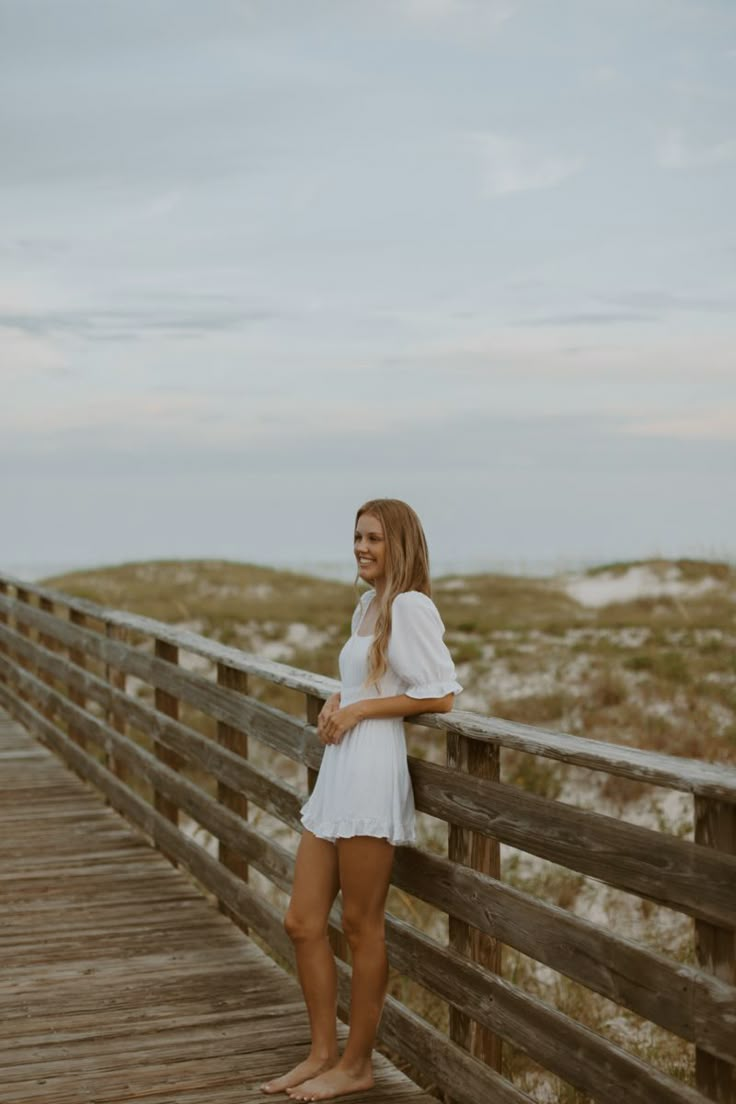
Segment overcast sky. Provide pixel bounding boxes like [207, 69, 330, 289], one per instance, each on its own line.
[2, 0, 734, 579]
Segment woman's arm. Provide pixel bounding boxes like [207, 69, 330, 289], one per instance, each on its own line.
[354, 693, 454, 721]
[319, 692, 454, 745]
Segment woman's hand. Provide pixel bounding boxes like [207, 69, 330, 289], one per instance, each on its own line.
[318, 692, 340, 723]
[319, 702, 363, 746]
[317, 693, 340, 744]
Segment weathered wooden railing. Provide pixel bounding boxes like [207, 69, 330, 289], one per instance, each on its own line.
[0, 572, 734, 1104]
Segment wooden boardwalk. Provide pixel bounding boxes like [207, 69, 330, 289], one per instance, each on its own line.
[0, 709, 437, 1104]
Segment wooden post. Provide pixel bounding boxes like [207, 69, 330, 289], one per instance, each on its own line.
[105, 622, 127, 782]
[0, 581, 8, 669]
[306, 692, 350, 964]
[445, 731, 502, 1098]
[68, 609, 88, 748]
[153, 639, 184, 861]
[14, 587, 31, 701]
[217, 661, 249, 932]
[38, 597, 57, 716]
[695, 796, 736, 1103]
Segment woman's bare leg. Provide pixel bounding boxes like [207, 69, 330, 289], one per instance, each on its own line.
[260, 829, 341, 1094]
[287, 835, 395, 1102]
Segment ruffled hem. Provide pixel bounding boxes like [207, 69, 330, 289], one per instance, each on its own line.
[300, 810, 415, 846]
[405, 679, 463, 699]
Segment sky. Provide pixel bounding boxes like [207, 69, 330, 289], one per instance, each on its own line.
[2, 0, 735, 580]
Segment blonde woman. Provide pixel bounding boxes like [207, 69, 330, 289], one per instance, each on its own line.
[261, 498, 463, 1101]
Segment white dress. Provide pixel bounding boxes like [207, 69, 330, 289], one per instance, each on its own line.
[299, 588, 463, 845]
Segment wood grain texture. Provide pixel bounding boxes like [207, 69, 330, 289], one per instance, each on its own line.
[2, 671, 731, 1104]
[217, 662, 250, 932]
[2, 580, 734, 1104]
[0, 707, 440, 1104]
[2, 628, 735, 1068]
[446, 730, 502, 1080]
[695, 797, 736, 1103]
[3, 616, 735, 931]
[3, 580, 736, 799]
[0, 692, 534, 1104]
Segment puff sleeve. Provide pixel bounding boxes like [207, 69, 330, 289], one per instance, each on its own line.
[387, 591, 463, 700]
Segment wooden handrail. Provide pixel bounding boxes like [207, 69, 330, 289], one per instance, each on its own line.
[0, 572, 733, 1104]
[1, 577, 735, 800]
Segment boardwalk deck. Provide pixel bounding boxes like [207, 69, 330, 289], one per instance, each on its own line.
[0, 709, 437, 1104]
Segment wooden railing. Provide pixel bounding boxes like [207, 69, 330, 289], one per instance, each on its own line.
[0, 571, 734, 1104]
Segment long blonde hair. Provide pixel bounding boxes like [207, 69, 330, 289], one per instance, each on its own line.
[353, 498, 431, 689]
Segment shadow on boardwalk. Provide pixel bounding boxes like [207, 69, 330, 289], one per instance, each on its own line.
[0, 709, 435, 1104]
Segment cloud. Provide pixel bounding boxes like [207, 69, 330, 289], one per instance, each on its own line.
[658, 127, 736, 169]
[467, 132, 584, 195]
[620, 408, 736, 441]
[519, 310, 653, 327]
[0, 303, 277, 342]
[399, 0, 516, 26]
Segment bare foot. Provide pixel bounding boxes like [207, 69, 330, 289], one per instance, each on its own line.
[260, 1054, 339, 1095]
[285, 1063, 374, 1101]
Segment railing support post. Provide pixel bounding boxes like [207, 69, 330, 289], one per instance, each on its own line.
[0, 581, 8, 671]
[153, 639, 183, 862]
[105, 622, 127, 782]
[14, 588, 31, 703]
[37, 597, 57, 721]
[445, 731, 502, 1098]
[217, 661, 249, 932]
[695, 795, 736, 1103]
[68, 609, 87, 748]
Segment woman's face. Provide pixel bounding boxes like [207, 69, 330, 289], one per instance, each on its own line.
[354, 512, 386, 585]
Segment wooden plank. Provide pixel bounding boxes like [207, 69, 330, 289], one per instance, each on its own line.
[3, 582, 736, 801]
[0, 623, 303, 825]
[381, 908, 711, 1104]
[0, 693, 531, 1104]
[410, 756, 736, 930]
[0, 611, 314, 765]
[447, 729, 502, 1075]
[4, 623, 736, 932]
[217, 661, 250, 931]
[1, 687, 722, 1104]
[105, 620, 128, 782]
[695, 797, 736, 1103]
[3, 633, 736, 1068]
[0, 706, 441, 1104]
[153, 638, 183, 833]
[68, 607, 87, 748]
[390, 844, 736, 1066]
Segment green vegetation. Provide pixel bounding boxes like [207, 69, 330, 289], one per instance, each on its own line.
[40, 555, 735, 1101]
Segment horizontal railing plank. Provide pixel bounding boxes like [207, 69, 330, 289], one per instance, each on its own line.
[5, 622, 736, 1059]
[3, 639, 736, 1068]
[0, 680, 714, 1104]
[0, 681, 533, 1104]
[0, 624, 303, 828]
[3, 581, 736, 801]
[390, 848, 736, 1066]
[381, 911, 711, 1104]
[410, 757, 736, 930]
[3, 615, 736, 929]
[9, 625, 735, 1061]
[0, 607, 315, 765]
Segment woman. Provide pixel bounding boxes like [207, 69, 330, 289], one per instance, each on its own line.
[261, 498, 463, 1101]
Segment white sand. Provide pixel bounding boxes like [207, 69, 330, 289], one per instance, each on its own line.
[563, 564, 720, 608]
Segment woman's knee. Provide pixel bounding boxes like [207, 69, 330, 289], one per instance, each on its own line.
[283, 908, 328, 943]
[341, 906, 385, 950]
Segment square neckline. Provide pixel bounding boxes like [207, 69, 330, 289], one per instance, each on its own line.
[354, 591, 376, 638]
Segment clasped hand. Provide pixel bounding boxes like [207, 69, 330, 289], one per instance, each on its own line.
[317, 693, 361, 745]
